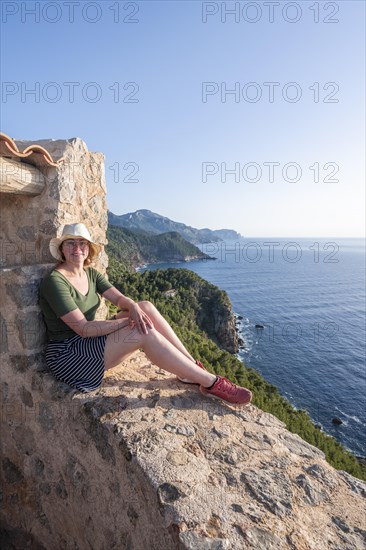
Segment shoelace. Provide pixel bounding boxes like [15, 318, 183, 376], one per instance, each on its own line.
[215, 377, 239, 396]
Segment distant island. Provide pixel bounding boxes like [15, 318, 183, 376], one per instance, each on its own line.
[108, 209, 242, 245]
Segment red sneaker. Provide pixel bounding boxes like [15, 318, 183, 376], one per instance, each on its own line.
[200, 376, 252, 406]
[177, 360, 207, 384]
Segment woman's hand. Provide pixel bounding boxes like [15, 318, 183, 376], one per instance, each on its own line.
[128, 303, 154, 334]
[102, 288, 154, 335]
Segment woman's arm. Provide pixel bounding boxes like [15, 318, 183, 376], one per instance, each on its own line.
[60, 287, 154, 338]
[102, 287, 153, 334]
[60, 307, 130, 338]
[102, 287, 136, 311]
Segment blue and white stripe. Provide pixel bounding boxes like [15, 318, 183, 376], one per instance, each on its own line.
[45, 334, 108, 393]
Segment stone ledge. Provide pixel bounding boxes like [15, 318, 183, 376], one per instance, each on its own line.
[102, 358, 366, 549]
[2, 350, 365, 550]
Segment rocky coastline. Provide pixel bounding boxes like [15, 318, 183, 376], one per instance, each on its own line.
[135, 254, 216, 272]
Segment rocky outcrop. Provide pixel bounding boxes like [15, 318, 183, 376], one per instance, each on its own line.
[211, 303, 238, 354]
[197, 287, 238, 354]
[63, 363, 366, 550]
[2, 354, 365, 549]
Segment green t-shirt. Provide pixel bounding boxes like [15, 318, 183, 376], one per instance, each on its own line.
[40, 267, 113, 341]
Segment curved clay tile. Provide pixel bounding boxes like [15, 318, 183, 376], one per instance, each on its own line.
[0, 132, 63, 168]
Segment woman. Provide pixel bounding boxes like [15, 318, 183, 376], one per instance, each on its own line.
[40, 223, 252, 406]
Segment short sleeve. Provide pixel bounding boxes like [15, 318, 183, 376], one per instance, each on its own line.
[40, 275, 78, 318]
[92, 268, 114, 294]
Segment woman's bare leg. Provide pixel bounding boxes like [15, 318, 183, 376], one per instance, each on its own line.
[117, 301, 196, 363]
[104, 325, 216, 387]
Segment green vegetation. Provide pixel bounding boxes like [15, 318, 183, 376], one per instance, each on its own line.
[107, 262, 366, 482]
[106, 225, 211, 273]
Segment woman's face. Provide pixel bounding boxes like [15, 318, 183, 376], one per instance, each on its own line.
[61, 238, 90, 263]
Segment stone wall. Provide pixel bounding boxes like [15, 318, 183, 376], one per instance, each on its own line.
[1, 136, 365, 550]
[0, 135, 113, 547]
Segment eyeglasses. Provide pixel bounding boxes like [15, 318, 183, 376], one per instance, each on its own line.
[63, 239, 90, 249]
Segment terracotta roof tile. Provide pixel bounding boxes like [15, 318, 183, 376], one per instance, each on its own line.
[0, 132, 63, 168]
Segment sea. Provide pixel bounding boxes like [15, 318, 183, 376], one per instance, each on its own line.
[142, 237, 366, 458]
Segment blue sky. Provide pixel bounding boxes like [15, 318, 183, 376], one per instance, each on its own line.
[1, 0, 365, 237]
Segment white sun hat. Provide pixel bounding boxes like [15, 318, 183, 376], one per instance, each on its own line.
[49, 223, 98, 261]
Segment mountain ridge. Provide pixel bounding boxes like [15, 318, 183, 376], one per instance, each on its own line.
[108, 209, 242, 244]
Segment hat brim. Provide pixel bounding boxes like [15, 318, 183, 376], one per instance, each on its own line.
[49, 235, 99, 261]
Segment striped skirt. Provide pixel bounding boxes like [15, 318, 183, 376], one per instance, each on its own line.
[45, 334, 108, 393]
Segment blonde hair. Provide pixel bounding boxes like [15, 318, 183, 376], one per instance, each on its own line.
[58, 241, 100, 265]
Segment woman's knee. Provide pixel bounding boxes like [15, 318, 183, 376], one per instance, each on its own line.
[138, 300, 156, 314]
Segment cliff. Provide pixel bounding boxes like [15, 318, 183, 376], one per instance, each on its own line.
[196, 285, 238, 354]
[106, 225, 213, 272]
[2, 354, 365, 549]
